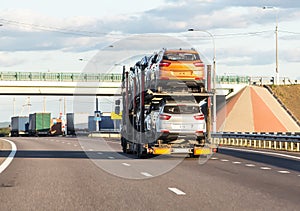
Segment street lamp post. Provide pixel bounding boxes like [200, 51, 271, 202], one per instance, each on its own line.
[188, 28, 217, 133]
[263, 6, 279, 85]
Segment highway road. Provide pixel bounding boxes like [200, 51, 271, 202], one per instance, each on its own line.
[0, 137, 299, 211]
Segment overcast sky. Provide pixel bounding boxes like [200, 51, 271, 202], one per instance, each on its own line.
[0, 0, 300, 122]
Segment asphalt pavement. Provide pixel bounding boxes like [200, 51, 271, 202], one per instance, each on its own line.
[0, 137, 299, 211]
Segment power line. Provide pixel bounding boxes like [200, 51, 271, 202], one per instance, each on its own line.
[1, 17, 300, 39]
[0, 18, 115, 37]
[213, 30, 273, 37]
[279, 30, 300, 35]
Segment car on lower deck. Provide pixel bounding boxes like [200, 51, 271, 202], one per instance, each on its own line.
[148, 102, 206, 143]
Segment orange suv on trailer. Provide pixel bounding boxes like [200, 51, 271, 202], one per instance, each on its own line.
[146, 48, 205, 92]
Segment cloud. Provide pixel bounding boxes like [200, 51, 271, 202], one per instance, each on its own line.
[281, 48, 300, 63]
[0, 52, 25, 67]
[218, 47, 275, 66]
[0, 0, 300, 71]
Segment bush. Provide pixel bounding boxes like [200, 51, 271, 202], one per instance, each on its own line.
[0, 128, 10, 137]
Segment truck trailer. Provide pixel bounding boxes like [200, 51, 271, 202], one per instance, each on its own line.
[66, 112, 89, 135]
[120, 51, 217, 158]
[28, 112, 51, 136]
[10, 116, 29, 137]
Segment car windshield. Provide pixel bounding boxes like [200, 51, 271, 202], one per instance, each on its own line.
[163, 53, 200, 61]
[163, 105, 200, 114]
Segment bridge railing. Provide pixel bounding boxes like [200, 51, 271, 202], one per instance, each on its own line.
[216, 75, 251, 84]
[1, 72, 297, 85]
[0, 72, 123, 82]
[1, 71, 253, 84]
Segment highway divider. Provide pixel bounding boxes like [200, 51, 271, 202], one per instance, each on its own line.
[212, 132, 300, 152]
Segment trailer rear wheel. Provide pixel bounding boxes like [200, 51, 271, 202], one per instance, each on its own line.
[136, 143, 142, 158]
[189, 153, 200, 158]
[136, 143, 148, 159]
[121, 137, 128, 153]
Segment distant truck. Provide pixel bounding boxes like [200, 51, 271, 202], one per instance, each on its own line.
[10, 116, 29, 137]
[28, 113, 51, 136]
[66, 113, 89, 135]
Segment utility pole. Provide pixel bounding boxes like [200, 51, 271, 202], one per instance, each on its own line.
[27, 97, 31, 115]
[64, 97, 66, 115]
[13, 97, 16, 116]
[275, 22, 279, 85]
[187, 28, 217, 132]
[263, 6, 279, 85]
[43, 97, 46, 112]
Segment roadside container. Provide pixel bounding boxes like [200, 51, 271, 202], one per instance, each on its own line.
[88, 113, 118, 132]
[88, 116, 97, 131]
[100, 115, 114, 130]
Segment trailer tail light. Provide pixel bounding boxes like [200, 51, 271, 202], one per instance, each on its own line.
[159, 62, 171, 67]
[194, 114, 205, 120]
[159, 114, 171, 120]
[193, 62, 204, 67]
[160, 129, 170, 133]
[160, 76, 170, 80]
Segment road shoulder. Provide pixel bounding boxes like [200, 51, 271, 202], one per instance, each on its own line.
[0, 138, 12, 166]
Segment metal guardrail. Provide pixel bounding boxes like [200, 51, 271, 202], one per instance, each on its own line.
[212, 132, 300, 152]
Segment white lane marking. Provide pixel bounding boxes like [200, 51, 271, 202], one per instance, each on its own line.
[221, 147, 300, 160]
[245, 164, 255, 167]
[122, 163, 131, 167]
[0, 139, 17, 174]
[141, 172, 153, 177]
[168, 188, 186, 195]
[278, 170, 290, 174]
[220, 159, 229, 162]
[260, 167, 271, 170]
[97, 152, 103, 155]
[108, 156, 115, 159]
[210, 157, 218, 160]
[232, 161, 241, 164]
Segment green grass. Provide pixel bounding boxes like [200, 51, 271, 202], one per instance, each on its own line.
[270, 84, 300, 122]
